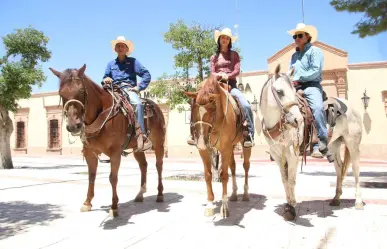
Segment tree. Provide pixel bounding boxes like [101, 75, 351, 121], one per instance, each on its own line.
[0, 27, 51, 169]
[149, 19, 242, 111]
[330, 0, 387, 38]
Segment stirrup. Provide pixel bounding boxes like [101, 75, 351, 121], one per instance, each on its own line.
[134, 135, 152, 152]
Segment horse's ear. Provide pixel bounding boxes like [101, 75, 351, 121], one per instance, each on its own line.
[274, 64, 281, 80]
[49, 67, 62, 78]
[78, 64, 86, 76]
[287, 67, 295, 77]
[184, 92, 198, 99]
[209, 93, 220, 102]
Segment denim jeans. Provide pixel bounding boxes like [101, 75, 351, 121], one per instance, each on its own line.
[123, 88, 145, 134]
[302, 84, 328, 151]
[230, 88, 254, 138]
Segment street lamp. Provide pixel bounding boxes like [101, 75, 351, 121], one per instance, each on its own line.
[361, 89, 370, 110]
[251, 95, 258, 113]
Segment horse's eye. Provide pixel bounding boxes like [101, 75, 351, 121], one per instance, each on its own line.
[276, 89, 284, 97]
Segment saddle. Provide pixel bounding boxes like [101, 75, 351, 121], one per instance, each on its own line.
[218, 82, 249, 141]
[85, 83, 155, 155]
[297, 89, 347, 164]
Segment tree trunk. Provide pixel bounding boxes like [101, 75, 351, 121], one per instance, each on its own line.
[198, 57, 203, 81]
[0, 106, 14, 169]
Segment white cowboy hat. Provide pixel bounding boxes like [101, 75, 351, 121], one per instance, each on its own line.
[287, 23, 318, 43]
[111, 36, 134, 55]
[214, 28, 238, 43]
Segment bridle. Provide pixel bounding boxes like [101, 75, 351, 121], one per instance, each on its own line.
[260, 73, 299, 139]
[191, 81, 230, 149]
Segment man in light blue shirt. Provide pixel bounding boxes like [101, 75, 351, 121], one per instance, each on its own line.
[102, 36, 152, 152]
[288, 23, 331, 160]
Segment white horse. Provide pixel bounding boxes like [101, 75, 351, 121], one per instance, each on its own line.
[256, 64, 364, 221]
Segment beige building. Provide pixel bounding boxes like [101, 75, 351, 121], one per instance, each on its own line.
[10, 41, 387, 159]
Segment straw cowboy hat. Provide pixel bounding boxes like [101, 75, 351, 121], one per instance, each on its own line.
[214, 28, 238, 43]
[287, 23, 318, 43]
[111, 36, 134, 55]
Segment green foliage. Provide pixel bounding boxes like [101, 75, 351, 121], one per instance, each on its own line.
[330, 0, 387, 38]
[0, 27, 51, 111]
[149, 71, 197, 112]
[163, 19, 221, 81]
[149, 19, 243, 110]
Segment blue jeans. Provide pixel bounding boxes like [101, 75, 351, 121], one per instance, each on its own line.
[123, 89, 145, 134]
[302, 84, 328, 151]
[230, 88, 254, 138]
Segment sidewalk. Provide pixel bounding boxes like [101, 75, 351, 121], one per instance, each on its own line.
[0, 156, 386, 248]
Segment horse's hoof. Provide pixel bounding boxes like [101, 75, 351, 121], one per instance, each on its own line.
[134, 195, 144, 202]
[156, 195, 164, 202]
[109, 208, 118, 217]
[229, 194, 238, 202]
[283, 204, 296, 221]
[242, 194, 250, 201]
[80, 204, 91, 212]
[329, 199, 340, 206]
[204, 207, 215, 217]
[355, 202, 364, 210]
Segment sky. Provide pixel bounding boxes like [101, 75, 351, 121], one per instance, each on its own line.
[1, 0, 386, 94]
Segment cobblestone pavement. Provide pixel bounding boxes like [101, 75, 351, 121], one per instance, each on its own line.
[1, 156, 386, 249]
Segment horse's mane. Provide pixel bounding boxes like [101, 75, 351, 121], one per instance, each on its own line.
[196, 76, 219, 105]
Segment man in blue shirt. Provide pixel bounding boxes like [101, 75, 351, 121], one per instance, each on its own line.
[287, 23, 331, 160]
[102, 36, 152, 152]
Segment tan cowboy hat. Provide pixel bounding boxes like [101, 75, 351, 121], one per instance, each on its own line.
[111, 36, 134, 55]
[214, 28, 238, 43]
[287, 23, 318, 43]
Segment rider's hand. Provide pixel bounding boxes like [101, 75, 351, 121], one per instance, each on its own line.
[221, 73, 229, 81]
[132, 86, 140, 93]
[215, 73, 222, 80]
[103, 77, 113, 84]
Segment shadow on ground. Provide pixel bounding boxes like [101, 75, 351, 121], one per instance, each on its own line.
[0, 201, 64, 240]
[212, 193, 267, 228]
[98, 192, 184, 230]
[274, 199, 363, 227]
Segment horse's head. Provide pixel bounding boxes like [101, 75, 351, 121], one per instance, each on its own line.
[49, 64, 88, 135]
[184, 76, 220, 150]
[262, 64, 303, 128]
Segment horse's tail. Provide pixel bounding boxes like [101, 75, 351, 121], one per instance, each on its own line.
[342, 145, 351, 178]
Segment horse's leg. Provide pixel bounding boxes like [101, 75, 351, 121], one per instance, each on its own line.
[109, 149, 121, 217]
[345, 139, 364, 210]
[229, 153, 238, 202]
[133, 151, 148, 202]
[283, 153, 299, 221]
[328, 139, 345, 206]
[220, 149, 232, 218]
[242, 146, 251, 201]
[200, 148, 215, 216]
[80, 148, 98, 212]
[270, 149, 292, 217]
[154, 142, 165, 202]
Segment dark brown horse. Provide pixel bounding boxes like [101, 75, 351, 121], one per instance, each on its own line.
[49, 64, 166, 217]
[184, 75, 252, 218]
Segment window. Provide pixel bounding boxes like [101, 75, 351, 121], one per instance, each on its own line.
[382, 91, 387, 115]
[16, 121, 25, 148]
[48, 119, 60, 149]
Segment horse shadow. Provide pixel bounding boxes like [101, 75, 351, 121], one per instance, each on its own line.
[274, 199, 363, 227]
[98, 192, 184, 230]
[212, 193, 267, 228]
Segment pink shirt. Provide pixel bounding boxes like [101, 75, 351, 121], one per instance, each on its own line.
[210, 50, 240, 80]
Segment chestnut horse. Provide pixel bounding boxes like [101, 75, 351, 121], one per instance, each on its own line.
[49, 64, 166, 217]
[185, 75, 252, 218]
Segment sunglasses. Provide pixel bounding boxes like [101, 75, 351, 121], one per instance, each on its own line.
[293, 33, 304, 39]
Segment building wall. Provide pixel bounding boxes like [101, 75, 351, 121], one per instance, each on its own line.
[9, 42, 387, 159]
